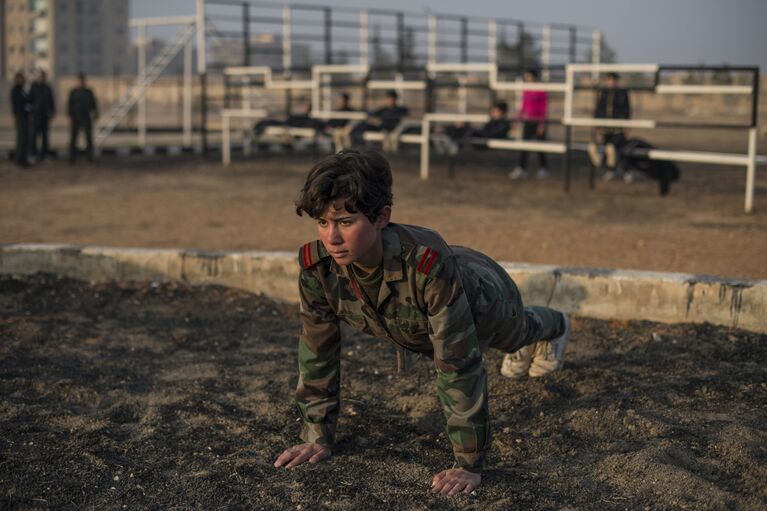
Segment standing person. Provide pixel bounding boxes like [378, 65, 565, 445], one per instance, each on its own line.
[67, 73, 98, 164]
[29, 69, 56, 162]
[588, 72, 631, 181]
[10, 72, 32, 168]
[509, 69, 549, 180]
[274, 150, 571, 496]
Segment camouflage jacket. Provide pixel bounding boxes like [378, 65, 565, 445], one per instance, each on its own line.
[296, 223, 522, 472]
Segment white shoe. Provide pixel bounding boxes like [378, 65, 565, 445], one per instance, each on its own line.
[602, 170, 616, 181]
[536, 167, 550, 180]
[447, 140, 459, 157]
[623, 170, 635, 183]
[529, 315, 571, 377]
[501, 345, 534, 378]
[509, 167, 528, 180]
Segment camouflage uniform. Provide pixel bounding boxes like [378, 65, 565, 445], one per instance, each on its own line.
[296, 223, 564, 472]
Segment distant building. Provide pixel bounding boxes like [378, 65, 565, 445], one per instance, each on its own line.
[3, 0, 129, 78]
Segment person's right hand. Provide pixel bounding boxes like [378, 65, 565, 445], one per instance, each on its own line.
[274, 443, 331, 469]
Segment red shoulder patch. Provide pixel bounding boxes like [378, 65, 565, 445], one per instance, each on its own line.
[416, 247, 440, 276]
[298, 241, 318, 269]
[298, 240, 330, 269]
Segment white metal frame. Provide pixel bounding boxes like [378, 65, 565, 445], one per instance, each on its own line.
[208, 1, 763, 213]
[128, 15, 198, 148]
[564, 63, 762, 213]
[221, 108, 268, 165]
[419, 62, 570, 179]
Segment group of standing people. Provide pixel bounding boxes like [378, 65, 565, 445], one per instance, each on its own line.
[10, 71, 98, 168]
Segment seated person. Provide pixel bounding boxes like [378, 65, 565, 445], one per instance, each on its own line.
[323, 92, 354, 130]
[349, 90, 409, 148]
[323, 93, 358, 152]
[472, 101, 512, 142]
[285, 101, 322, 131]
[587, 72, 632, 181]
[254, 101, 322, 148]
[432, 101, 511, 156]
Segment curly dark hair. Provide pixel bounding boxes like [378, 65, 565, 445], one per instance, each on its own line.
[295, 149, 393, 222]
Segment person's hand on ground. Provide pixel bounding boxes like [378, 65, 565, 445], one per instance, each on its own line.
[431, 467, 481, 496]
[274, 443, 331, 469]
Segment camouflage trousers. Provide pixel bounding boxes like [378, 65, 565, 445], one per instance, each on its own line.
[453, 247, 566, 355]
[491, 305, 566, 354]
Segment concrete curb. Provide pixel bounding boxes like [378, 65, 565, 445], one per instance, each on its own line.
[1, 243, 765, 333]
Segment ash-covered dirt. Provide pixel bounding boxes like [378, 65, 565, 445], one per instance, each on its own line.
[0, 274, 765, 510]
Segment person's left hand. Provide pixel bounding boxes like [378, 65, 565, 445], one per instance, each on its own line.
[537, 122, 545, 136]
[431, 467, 481, 496]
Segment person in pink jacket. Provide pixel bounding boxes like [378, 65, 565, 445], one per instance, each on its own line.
[509, 69, 549, 180]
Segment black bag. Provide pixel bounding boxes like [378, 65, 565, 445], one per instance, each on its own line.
[622, 138, 680, 196]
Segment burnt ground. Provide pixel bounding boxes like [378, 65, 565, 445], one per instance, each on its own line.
[0, 274, 765, 510]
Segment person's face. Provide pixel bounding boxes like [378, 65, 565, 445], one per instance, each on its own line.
[385, 95, 396, 108]
[490, 107, 503, 119]
[317, 199, 390, 268]
[336, 95, 349, 110]
[523, 72, 535, 83]
[605, 76, 618, 88]
[36, 71, 45, 83]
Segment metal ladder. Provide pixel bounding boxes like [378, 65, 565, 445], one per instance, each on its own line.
[95, 23, 197, 147]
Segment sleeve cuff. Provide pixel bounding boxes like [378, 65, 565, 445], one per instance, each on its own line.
[299, 422, 335, 448]
[453, 449, 487, 473]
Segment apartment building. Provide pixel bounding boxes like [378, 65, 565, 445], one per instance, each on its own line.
[3, 0, 129, 78]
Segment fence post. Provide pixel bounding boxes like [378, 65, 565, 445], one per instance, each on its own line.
[138, 24, 146, 148]
[183, 35, 192, 147]
[196, 0, 207, 155]
[243, 3, 250, 66]
[542, 24, 550, 82]
[324, 8, 332, 64]
[569, 27, 576, 63]
[461, 17, 468, 64]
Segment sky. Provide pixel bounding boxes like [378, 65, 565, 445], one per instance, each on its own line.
[130, 0, 767, 70]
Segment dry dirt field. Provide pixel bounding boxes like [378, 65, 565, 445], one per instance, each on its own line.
[1, 151, 767, 280]
[1, 274, 765, 510]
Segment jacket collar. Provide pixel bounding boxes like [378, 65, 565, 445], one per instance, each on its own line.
[328, 224, 404, 309]
[380, 225, 404, 282]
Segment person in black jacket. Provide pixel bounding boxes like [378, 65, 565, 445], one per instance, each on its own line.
[67, 73, 98, 163]
[323, 93, 359, 152]
[349, 90, 409, 148]
[473, 101, 511, 140]
[29, 69, 56, 161]
[588, 72, 632, 180]
[324, 92, 354, 130]
[10, 72, 32, 168]
[431, 101, 511, 157]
